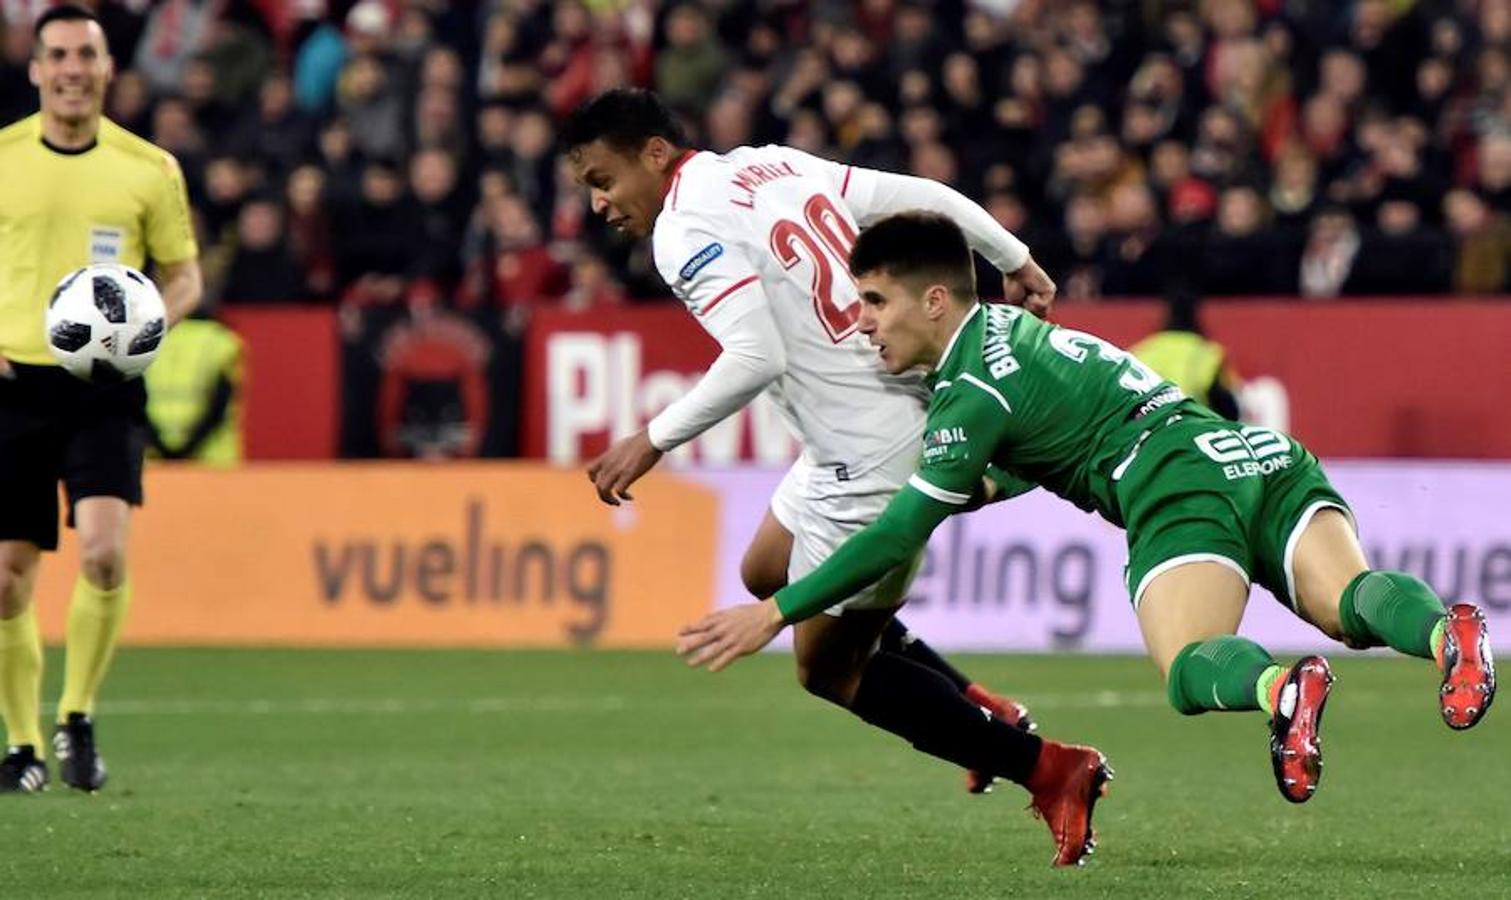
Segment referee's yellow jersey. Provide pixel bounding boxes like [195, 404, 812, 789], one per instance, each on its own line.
[0, 113, 197, 364]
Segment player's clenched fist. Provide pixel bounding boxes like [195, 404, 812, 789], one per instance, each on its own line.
[1003, 257, 1056, 318]
[677, 602, 787, 672]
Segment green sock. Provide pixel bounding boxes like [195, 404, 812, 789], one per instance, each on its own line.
[1166, 636, 1277, 715]
[1337, 571, 1445, 660]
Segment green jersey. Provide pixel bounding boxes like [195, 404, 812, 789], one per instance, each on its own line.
[774, 303, 1182, 622]
[913, 303, 1178, 523]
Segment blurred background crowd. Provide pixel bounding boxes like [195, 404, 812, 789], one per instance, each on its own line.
[7, 0, 1511, 317]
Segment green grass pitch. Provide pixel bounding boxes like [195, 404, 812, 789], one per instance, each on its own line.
[2, 649, 1506, 897]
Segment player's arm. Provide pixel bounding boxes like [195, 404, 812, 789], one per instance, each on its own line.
[674, 480, 961, 672]
[771, 390, 1005, 623]
[146, 151, 202, 325]
[830, 162, 1055, 314]
[586, 219, 784, 505]
[773, 483, 957, 622]
[677, 389, 1004, 671]
[644, 291, 784, 452]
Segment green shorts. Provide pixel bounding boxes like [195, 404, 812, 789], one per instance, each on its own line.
[1113, 407, 1351, 611]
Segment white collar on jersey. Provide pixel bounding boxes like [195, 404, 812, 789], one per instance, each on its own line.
[933, 303, 982, 373]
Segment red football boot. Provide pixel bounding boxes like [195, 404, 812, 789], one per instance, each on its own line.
[1439, 604, 1496, 730]
[1268, 655, 1334, 804]
[1025, 741, 1113, 867]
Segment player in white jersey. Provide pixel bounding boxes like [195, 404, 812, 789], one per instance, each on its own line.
[561, 92, 1095, 828]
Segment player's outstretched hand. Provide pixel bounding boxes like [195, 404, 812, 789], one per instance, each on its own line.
[677, 602, 786, 672]
[0, 356, 12, 379]
[1003, 258, 1056, 319]
[586, 428, 663, 506]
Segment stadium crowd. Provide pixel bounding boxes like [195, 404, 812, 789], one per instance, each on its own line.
[5, 0, 1511, 312]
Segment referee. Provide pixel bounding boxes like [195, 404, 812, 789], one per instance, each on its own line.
[0, 6, 201, 793]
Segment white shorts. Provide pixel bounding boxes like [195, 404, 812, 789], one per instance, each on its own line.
[770, 447, 923, 616]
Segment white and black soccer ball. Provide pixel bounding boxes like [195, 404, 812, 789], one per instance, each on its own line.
[45, 263, 167, 382]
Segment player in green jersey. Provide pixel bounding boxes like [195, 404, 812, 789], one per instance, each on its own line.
[678, 212, 1496, 807]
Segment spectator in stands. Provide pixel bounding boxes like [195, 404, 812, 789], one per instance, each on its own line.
[0, 22, 33, 124]
[910, 140, 958, 186]
[1297, 92, 1352, 185]
[200, 155, 255, 244]
[1101, 182, 1169, 297]
[1205, 185, 1294, 295]
[1046, 193, 1108, 300]
[655, 3, 726, 115]
[474, 101, 512, 168]
[106, 70, 150, 136]
[1476, 135, 1511, 214]
[337, 54, 404, 163]
[1317, 48, 1368, 111]
[1300, 206, 1362, 298]
[1191, 105, 1257, 186]
[232, 73, 314, 176]
[1269, 142, 1320, 233]
[335, 160, 419, 299]
[537, 0, 597, 120]
[150, 96, 207, 191]
[460, 193, 568, 321]
[705, 91, 753, 153]
[284, 165, 335, 299]
[410, 149, 467, 286]
[500, 107, 557, 228]
[291, 14, 346, 113]
[886, 2, 946, 82]
[180, 55, 235, 138]
[220, 197, 308, 305]
[1352, 199, 1453, 295]
[564, 253, 627, 311]
[199, 14, 273, 114]
[1445, 188, 1511, 294]
[1412, 56, 1454, 127]
[412, 83, 466, 161]
[132, 0, 220, 95]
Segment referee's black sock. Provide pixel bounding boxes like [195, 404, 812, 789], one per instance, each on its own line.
[851, 651, 1042, 785]
[878, 618, 972, 693]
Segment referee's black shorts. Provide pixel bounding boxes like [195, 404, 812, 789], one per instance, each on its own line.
[0, 362, 147, 551]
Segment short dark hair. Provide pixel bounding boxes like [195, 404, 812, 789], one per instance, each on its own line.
[561, 89, 687, 156]
[850, 212, 977, 300]
[33, 4, 101, 41]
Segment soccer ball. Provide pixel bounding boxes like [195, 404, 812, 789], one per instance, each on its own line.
[45, 263, 167, 382]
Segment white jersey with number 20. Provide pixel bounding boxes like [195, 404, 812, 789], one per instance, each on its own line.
[647, 144, 1031, 480]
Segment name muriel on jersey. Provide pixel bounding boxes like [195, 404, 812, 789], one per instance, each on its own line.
[983, 306, 1022, 378]
[732, 161, 800, 205]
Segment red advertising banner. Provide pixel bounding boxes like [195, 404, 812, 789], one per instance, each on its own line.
[524, 300, 1511, 461]
[221, 306, 339, 460]
[522, 306, 800, 464]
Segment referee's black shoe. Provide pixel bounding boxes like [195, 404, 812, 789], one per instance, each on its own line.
[53, 713, 107, 792]
[0, 745, 48, 793]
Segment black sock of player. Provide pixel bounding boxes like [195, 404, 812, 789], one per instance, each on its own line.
[878, 618, 972, 693]
[851, 651, 1042, 785]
